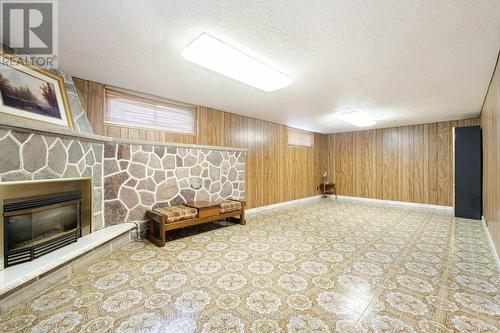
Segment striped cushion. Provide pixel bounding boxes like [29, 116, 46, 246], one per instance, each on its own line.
[153, 205, 198, 223]
[219, 200, 242, 213]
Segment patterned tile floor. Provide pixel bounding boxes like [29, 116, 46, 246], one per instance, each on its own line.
[1, 200, 499, 332]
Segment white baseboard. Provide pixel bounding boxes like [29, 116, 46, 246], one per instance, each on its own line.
[481, 216, 500, 271]
[333, 195, 453, 213]
[246, 194, 453, 214]
[246, 195, 322, 214]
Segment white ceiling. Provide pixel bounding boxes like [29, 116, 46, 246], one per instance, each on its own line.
[59, 0, 500, 133]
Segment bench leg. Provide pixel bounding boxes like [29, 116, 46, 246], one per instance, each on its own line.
[239, 210, 246, 225]
[159, 219, 166, 246]
[148, 217, 166, 247]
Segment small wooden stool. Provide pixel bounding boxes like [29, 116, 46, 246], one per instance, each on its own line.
[319, 183, 337, 199]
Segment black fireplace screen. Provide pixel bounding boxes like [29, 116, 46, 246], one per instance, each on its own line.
[4, 192, 81, 267]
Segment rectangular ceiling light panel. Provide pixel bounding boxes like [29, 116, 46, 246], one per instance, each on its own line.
[337, 111, 376, 127]
[182, 33, 292, 92]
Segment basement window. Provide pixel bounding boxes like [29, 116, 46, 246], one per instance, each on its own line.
[287, 128, 313, 148]
[104, 87, 197, 134]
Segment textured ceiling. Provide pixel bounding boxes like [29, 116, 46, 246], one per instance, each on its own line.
[59, 0, 500, 133]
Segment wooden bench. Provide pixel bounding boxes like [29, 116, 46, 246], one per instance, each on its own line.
[147, 199, 246, 247]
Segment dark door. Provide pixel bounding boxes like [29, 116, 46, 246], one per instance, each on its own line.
[454, 126, 482, 219]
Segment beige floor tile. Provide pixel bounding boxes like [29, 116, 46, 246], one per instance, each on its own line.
[0, 200, 499, 332]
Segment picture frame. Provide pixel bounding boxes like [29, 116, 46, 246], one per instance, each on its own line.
[0, 53, 74, 129]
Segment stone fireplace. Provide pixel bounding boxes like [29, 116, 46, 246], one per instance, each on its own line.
[0, 125, 246, 270]
[0, 178, 92, 269]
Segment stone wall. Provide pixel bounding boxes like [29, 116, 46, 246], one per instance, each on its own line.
[0, 128, 246, 228]
[103, 143, 245, 225]
[0, 128, 105, 229]
[53, 70, 93, 134]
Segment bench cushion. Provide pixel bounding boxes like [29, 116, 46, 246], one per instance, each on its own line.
[219, 199, 242, 213]
[153, 205, 198, 223]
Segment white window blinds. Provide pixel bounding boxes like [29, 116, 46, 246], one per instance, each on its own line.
[105, 88, 196, 134]
[287, 128, 314, 148]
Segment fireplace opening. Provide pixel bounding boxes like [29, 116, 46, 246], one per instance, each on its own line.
[3, 192, 81, 268]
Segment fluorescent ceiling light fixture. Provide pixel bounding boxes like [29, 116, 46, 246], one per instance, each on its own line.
[337, 111, 376, 127]
[182, 33, 292, 92]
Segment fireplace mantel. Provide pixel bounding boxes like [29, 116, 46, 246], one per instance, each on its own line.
[0, 116, 247, 152]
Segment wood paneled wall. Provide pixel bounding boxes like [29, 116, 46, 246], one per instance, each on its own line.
[321, 119, 479, 206]
[481, 53, 500, 254]
[73, 77, 480, 212]
[73, 78, 323, 209]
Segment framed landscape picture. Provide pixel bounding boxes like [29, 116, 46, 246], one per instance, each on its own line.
[0, 54, 73, 128]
